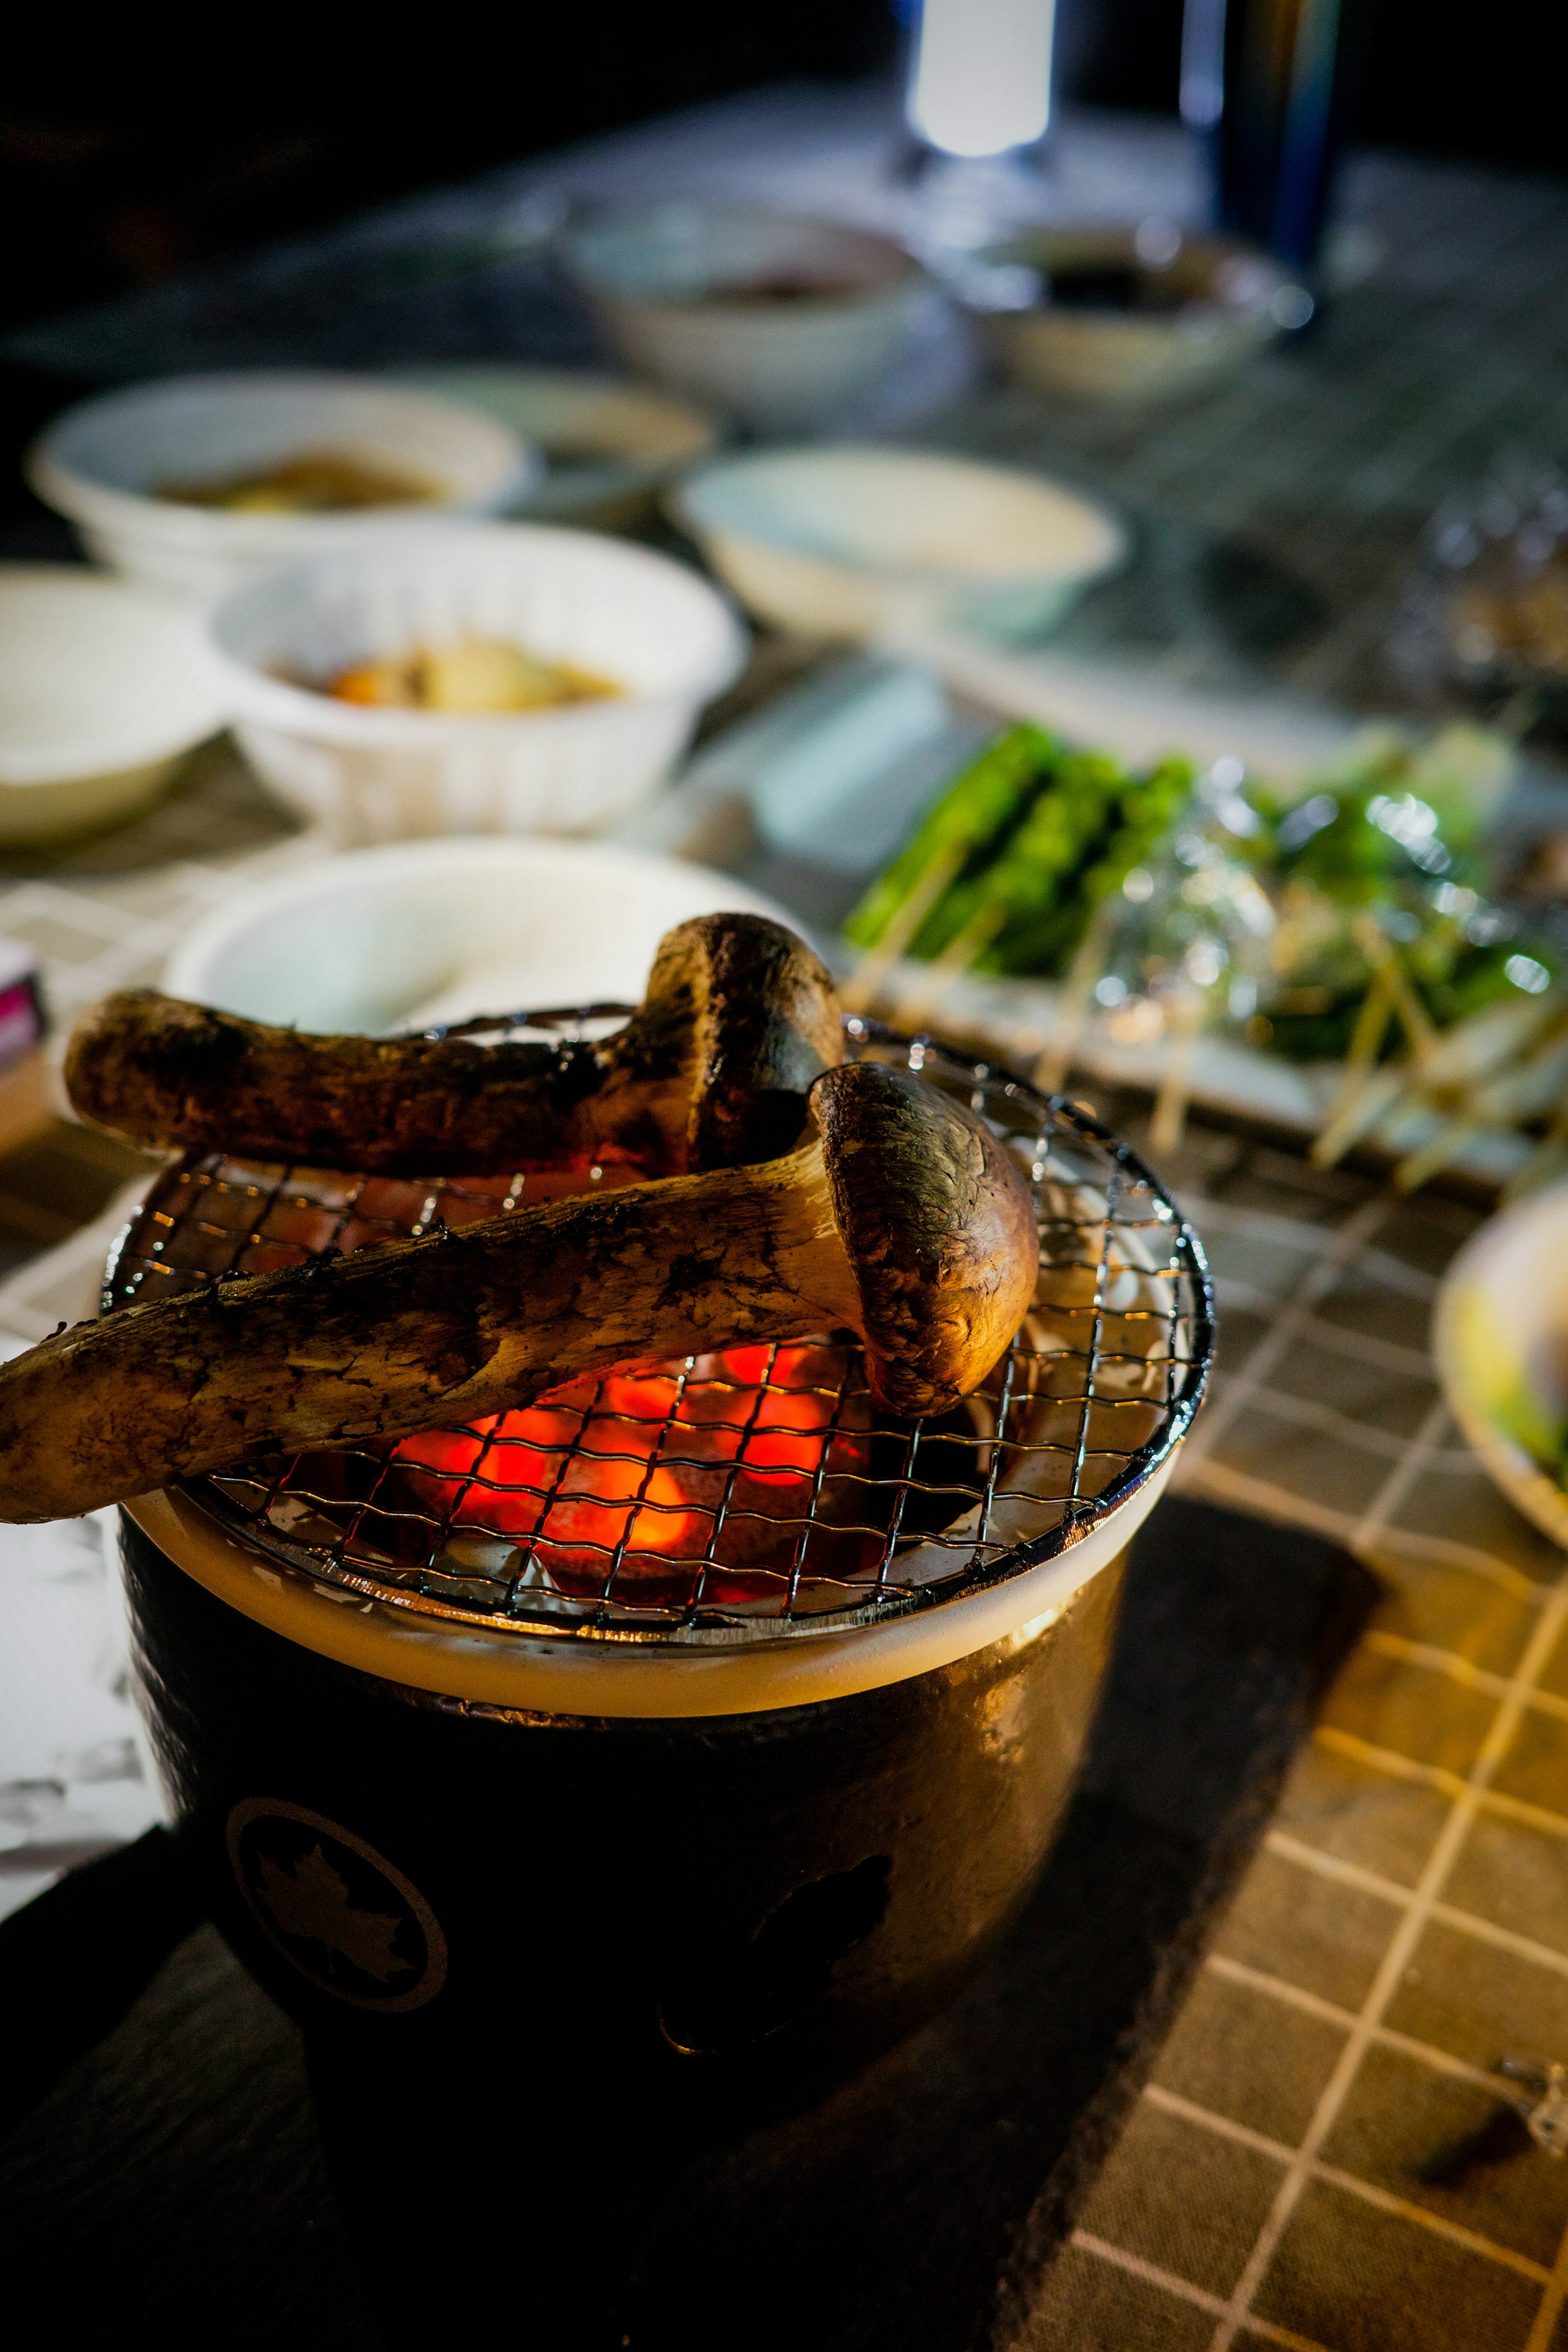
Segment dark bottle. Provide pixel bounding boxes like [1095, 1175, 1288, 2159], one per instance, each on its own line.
[1181, 0, 1369, 271]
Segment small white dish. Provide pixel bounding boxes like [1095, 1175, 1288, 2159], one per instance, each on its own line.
[392, 366, 719, 526]
[563, 204, 928, 435]
[0, 564, 225, 840]
[1434, 1183, 1568, 1548]
[28, 372, 535, 604]
[203, 521, 747, 847]
[672, 444, 1126, 644]
[164, 836, 794, 1033]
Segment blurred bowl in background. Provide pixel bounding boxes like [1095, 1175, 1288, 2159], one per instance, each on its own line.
[1434, 1181, 1568, 1550]
[562, 203, 929, 434]
[672, 444, 1126, 644]
[164, 835, 793, 1032]
[0, 565, 225, 841]
[203, 521, 747, 848]
[964, 223, 1301, 405]
[28, 372, 536, 602]
[392, 366, 720, 528]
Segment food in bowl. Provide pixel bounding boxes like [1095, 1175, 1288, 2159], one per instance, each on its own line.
[967, 223, 1297, 404]
[200, 521, 747, 844]
[27, 372, 532, 602]
[563, 203, 928, 433]
[157, 449, 441, 513]
[325, 636, 619, 713]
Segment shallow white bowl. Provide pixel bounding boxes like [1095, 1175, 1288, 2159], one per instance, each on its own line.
[673, 444, 1126, 644]
[1434, 1183, 1568, 1549]
[563, 204, 928, 435]
[28, 372, 535, 604]
[203, 521, 748, 847]
[0, 564, 225, 840]
[392, 366, 719, 526]
[163, 836, 794, 1033]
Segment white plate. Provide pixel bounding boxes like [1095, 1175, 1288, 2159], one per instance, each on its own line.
[1434, 1182, 1568, 1548]
[163, 836, 797, 1033]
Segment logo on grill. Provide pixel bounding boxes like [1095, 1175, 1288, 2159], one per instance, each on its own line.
[227, 1797, 448, 2012]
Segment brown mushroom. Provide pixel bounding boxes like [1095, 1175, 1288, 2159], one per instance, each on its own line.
[0, 1062, 1037, 1522]
[63, 912, 843, 1176]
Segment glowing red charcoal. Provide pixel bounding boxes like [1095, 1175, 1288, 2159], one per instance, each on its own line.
[393, 1404, 699, 1564]
[384, 1341, 877, 1602]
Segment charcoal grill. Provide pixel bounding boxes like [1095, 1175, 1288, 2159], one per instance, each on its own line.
[107, 1012, 1212, 1646]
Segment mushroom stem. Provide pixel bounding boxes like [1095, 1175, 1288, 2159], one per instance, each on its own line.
[0, 1063, 1037, 1524]
[63, 913, 843, 1176]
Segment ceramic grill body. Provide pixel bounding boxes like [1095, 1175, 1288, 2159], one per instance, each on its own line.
[122, 1504, 1131, 2110]
[110, 1019, 1210, 2113]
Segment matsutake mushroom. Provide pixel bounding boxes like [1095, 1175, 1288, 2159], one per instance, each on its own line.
[63, 912, 842, 1177]
[0, 1062, 1038, 1523]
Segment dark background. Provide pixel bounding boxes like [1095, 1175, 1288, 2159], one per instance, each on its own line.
[1, 1, 1561, 343]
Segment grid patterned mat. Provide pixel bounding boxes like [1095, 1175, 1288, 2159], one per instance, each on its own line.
[1023, 1109, 1568, 2352]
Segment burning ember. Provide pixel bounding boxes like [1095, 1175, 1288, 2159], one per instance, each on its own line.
[385, 1340, 880, 1606]
[246, 1336, 891, 1613]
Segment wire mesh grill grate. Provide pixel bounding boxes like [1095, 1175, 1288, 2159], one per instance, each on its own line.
[104, 1014, 1213, 1646]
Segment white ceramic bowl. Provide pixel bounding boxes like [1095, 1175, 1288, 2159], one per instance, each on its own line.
[672, 444, 1126, 644]
[163, 835, 795, 1033]
[27, 372, 536, 604]
[0, 564, 226, 840]
[562, 204, 928, 435]
[203, 521, 747, 847]
[392, 366, 719, 526]
[1434, 1184, 1568, 1549]
[968, 225, 1294, 405]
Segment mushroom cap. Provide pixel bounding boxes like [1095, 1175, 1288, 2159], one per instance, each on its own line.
[631, 913, 844, 1170]
[813, 1060, 1038, 1418]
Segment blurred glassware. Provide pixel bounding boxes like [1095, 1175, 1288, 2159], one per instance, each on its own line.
[906, 0, 1057, 163]
[1392, 461, 1568, 744]
[1180, 0, 1368, 273]
[958, 219, 1303, 403]
[560, 204, 930, 436]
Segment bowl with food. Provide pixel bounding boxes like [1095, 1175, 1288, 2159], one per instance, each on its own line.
[672, 444, 1126, 644]
[203, 521, 747, 844]
[27, 371, 535, 602]
[963, 223, 1301, 405]
[392, 366, 720, 528]
[0, 563, 226, 841]
[37, 911, 1211, 2125]
[1435, 1182, 1568, 1549]
[562, 203, 929, 434]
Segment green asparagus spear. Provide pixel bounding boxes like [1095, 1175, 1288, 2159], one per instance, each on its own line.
[843, 723, 1059, 952]
[982, 757, 1192, 976]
